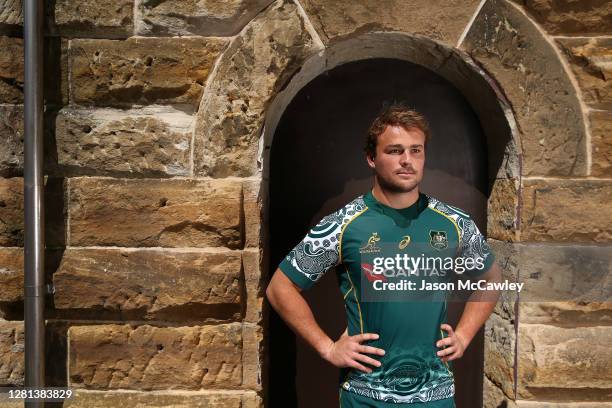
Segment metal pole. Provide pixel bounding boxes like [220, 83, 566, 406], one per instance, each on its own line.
[23, 0, 45, 405]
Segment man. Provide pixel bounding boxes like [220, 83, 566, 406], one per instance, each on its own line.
[266, 104, 502, 407]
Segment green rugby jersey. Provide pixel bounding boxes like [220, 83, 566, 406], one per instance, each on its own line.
[279, 191, 495, 404]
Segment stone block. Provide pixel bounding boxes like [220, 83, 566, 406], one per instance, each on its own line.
[590, 110, 612, 177]
[0, 248, 22, 304]
[557, 38, 612, 110]
[193, 0, 319, 177]
[0, 36, 23, 104]
[63, 390, 260, 407]
[484, 313, 516, 398]
[516, 401, 612, 408]
[0, 105, 23, 178]
[68, 178, 242, 248]
[0, 320, 23, 386]
[53, 0, 133, 38]
[301, 0, 481, 46]
[242, 323, 262, 391]
[242, 249, 263, 324]
[53, 107, 192, 177]
[137, 0, 274, 36]
[54, 248, 242, 321]
[483, 375, 516, 408]
[68, 323, 243, 390]
[0, 37, 67, 105]
[0, 0, 22, 27]
[521, 179, 612, 242]
[70, 37, 227, 107]
[463, 0, 587, 177]
[243, 179, 262, 248]
[517, 324, 612, 399]
[520, 0, 612, 36]
[0, 177, 22, 246]
[488, 178, 519, 241]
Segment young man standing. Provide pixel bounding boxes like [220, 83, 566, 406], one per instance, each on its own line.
[266, 104, 502, 407]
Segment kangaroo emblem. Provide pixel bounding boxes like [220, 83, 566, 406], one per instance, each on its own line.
[360, 232, 381, 254]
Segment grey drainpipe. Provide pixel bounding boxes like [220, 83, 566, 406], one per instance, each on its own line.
[23, 0, 45, 406]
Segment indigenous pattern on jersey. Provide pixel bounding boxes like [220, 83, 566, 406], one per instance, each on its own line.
[282, 196, 367, 288]
[279, 191, 495, 404]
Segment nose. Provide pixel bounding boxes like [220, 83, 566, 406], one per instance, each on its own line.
[399, 150, 411, 166]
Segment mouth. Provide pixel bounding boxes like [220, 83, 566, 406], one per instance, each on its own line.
[396, 170, 416, 176]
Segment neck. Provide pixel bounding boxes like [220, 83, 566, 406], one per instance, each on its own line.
[371, 178, 420, 209]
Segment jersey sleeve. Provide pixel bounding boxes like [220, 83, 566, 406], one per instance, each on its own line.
[278, 214, 343, 290]
[456, 215, 495, 278]
[278, 197, 366, 290]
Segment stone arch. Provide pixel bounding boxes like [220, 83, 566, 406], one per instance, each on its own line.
[264, 31, 521, 179]
[189, 0, 592, 405]
[262, 31, 522, 244]
[263, 31, 519, 408]
[461, 0, 588, 178]
[191, 0, 590, 242]
[191, 0, 588, 180]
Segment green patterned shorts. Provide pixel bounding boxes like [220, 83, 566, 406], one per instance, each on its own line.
[339, 388, 456, 407]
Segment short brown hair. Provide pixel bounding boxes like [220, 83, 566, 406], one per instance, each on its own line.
[365, 103, 430, 158]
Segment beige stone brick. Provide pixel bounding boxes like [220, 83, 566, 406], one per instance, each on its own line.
[520, 0, 612, 36]
[54, 107, 192, 177]
[0, 37, 66, 105]
[0, 320, 23, 386]
[488, 178, 519, 241]
[463, 0, 587, 177]
[484, 313, 516, 398]
[54, 248, 242, 321]
[516, 401, 612, 408]
[243, 179, 262, 248]
[0, 177, 22, 246]
[590, 110, 612, 177]
[517, 324, 612, 398]
[54, 0, 133, 38]
[0, 0, 22, 27]
[521, 179, 612, 242]
[483, 375, 517, 408]
[68, 323, 243, 390]
[68, 178, 242, 248]
[242, 323, 262, 391]
[0, 248, 22, 303]
[63, 390, 258, 407]
[0, 105, 23, 178]
[301, 0, 481, 45]
[557, 38, 612, 111]
[0, 37, 23, 104]
[242, 249, 263, 324]
[70, 37, 227, 107]
[193, 1, 319, 177]
[137, 0, 274, 37]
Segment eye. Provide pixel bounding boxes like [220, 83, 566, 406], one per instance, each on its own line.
[411, 147, 422, 154]
[389, 148, 402, 154]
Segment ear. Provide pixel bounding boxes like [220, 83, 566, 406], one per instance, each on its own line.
[366, 155, 375, 169]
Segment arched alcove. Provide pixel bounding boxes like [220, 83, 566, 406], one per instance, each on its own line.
[264, 33, 518, 408]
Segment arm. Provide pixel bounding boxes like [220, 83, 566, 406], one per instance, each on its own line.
[436, 261, 502, 362]
[266, 267, 385, 373]
[266, 268, 334, 358]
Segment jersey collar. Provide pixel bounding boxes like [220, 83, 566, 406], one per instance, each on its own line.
[363, 190, 429, 227]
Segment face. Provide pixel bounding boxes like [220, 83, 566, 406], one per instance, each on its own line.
[366, 125, 426, 193]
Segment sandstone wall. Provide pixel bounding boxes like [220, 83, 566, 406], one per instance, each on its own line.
[0, 0, 610, 407]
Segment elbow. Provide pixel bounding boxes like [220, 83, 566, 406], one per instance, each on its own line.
[265, 284, 274, 303]
[265, 280, 280, 308]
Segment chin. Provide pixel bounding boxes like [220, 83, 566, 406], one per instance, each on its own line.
[386, 181, 419, 193]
